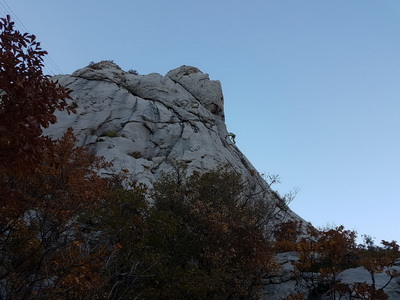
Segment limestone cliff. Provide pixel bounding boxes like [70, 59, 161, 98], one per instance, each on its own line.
[45, 61, 304, 225]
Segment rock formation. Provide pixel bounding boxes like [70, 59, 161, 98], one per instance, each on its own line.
[44, 61, 400, 299]
[45, 60, 304, 226]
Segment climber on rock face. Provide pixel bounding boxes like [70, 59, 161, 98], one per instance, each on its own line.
[228, 132, 236, 144]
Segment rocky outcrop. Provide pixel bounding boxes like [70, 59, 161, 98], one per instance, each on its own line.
[45, 61, 304, 226]
[262, 253, 400, 299]
[44, 61, 400, 299]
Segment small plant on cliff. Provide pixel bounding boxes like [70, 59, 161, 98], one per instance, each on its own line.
[102, 130, 119, 138]
[274, 220, 304, 252]
[128, 69, 138, 75]
[68, 101, 78, 109]
[87, 60, 121, 70]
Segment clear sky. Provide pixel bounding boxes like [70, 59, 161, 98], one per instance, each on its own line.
[4, 0, 400, 244]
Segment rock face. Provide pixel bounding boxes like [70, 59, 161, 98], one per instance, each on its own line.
[46, 60, 304, 225]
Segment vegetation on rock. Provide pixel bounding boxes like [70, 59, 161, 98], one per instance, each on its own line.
[274, 222, 400, 300]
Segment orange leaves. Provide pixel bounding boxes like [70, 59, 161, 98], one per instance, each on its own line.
[274, 221, 304, 252]
[0, 127, 110, 297]
[350, 283, 389, 300]
[12, 128, 110, 225]
[293, 226, 400, 299]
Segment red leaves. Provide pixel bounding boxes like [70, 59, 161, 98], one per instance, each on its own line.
[0, 16, 111, 299]
[0, 15, 72, 173]
[0, 128, 111, 298]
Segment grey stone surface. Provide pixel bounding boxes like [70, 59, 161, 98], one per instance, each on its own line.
[46, 61, 306, 225]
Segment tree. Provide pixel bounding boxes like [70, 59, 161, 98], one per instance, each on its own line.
[92, 164, 282, 299]
[351, 238, 400, 299]
[294, 226, 358, 300]
[0, 16, 111, 299]
[293, 227, 400, 300]
[88, 177, 151, 299]
[0, 15, 73, 174]
[144, 165, 278, 299]
[0, 129, 111, 299]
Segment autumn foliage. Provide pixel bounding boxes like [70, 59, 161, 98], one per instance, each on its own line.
[1, 15, 399, 300]
[0, 16, 109, 299]
[0, 129, 112, 299]
[91, 165, 280, 299]
[147, 166, 279, 299]
[0, 15, 73, 173]
[276, 225, 400, 300]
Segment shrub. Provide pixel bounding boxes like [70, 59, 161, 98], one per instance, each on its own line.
[0, 129, 111, 299]
[95, 164, 280, 299]
[293, 227, 400, 300]
[69, 101, 78, 109]
[143, 165, 279, 299]
[87, 179, 150, 299]
[87, 60, 121, 70]
[274, 220, 303, 252]
[102, 130, 119, 138]
[128, 69, 138, 75]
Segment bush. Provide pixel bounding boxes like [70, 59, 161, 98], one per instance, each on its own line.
[87, 60, 121, 70]
[95, 164, 280, 299]
[128, 69, 138, 75]
[293, 227, 400, 300]
[274, 220, 303, 252]
[0, 129, 111, 299]
[102, 130, 119, 138]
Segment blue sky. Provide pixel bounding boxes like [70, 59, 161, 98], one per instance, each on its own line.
[4, 0, 400, 243]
